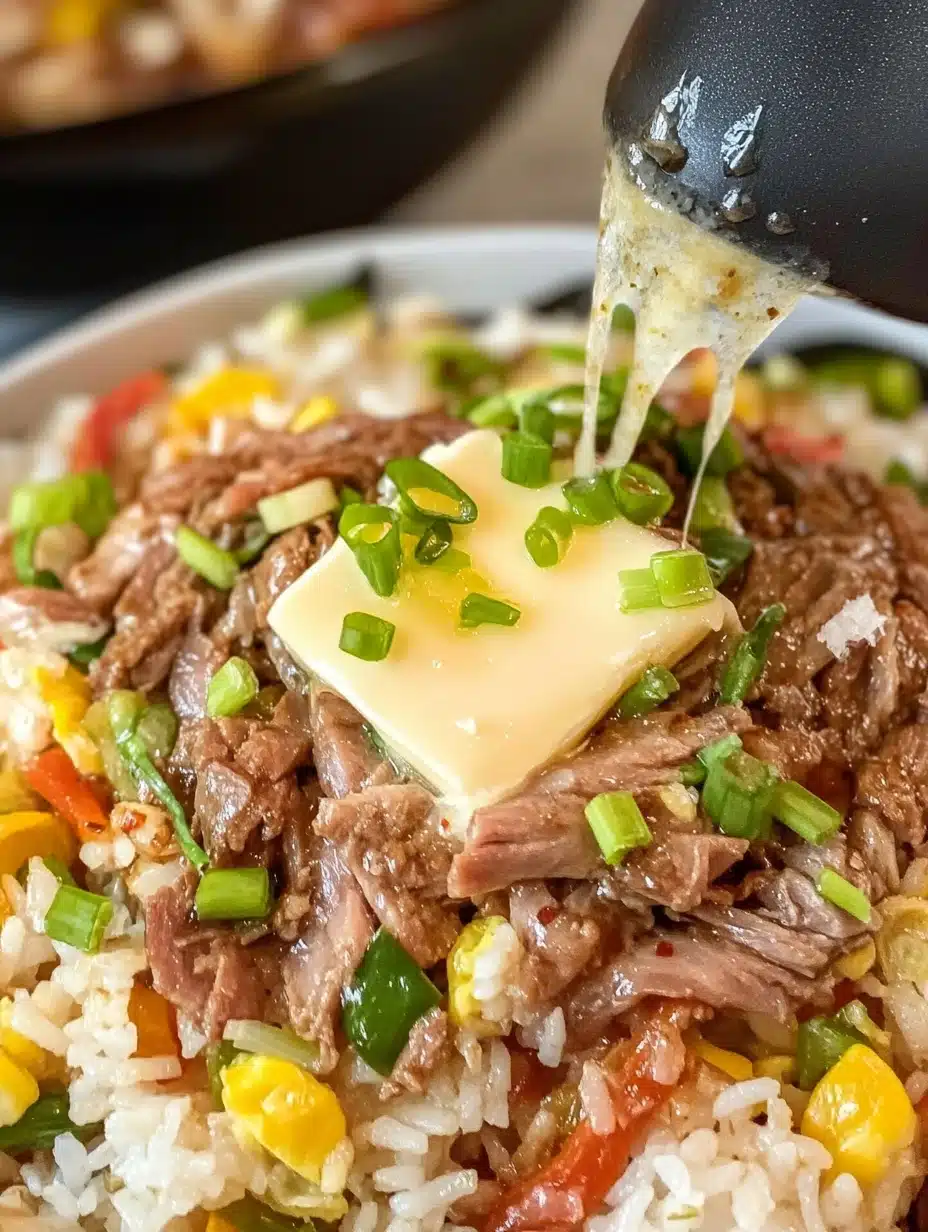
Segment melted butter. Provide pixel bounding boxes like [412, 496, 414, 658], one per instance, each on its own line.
[578, 152, 813, 530]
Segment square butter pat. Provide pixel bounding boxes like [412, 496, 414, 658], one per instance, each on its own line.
[268, 429, 737, 821]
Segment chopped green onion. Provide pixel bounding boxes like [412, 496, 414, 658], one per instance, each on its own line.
[108, 692, 208, 870]
[884, 459, 928, 504]
[772, 780, 842, 844]
[339, 503, 402, 597]
[195, 868, 272, 921]
[257, 478, 339, 533]
[525, 506, 573, 568]
[501, 431, 552, 488]
[219, 1195, 312, 1232]
[519, 401, 556, 445]
[68, 636, 108, 671]
[414, 520, 452, 566]
[430, 547, 471, 574]
[342, 927, 442, 1074]
[610, 463, 673, 525]
[809, 352, 922, 420]
[618, 568, 662, 613]
[207, 657, 260, 718]
[424, 338, 503, 395]
[617, 666, 679, 719]
[245, 684, 286, 720]
[701, 749, 778, 839]
[542, 342, 587, 365]
[718, 602, 785, 704]
[639, 402, 675, 444]
[175, 526, 239, 591]
[796, 1016, 860, 1090]
[12, 528, 61, 589]
[459, 593, 521, 630]
[699, 527, 754, 585]
[585, 791, 652, 866]
[467, 394, 518, 429]
[340, 612, 396, 661]
[340, 484, 363, 510]
[562, 473, 617, 525]
[697, 733, 744, 770]
[9, 471, 116, 540]
[676, 424, 744, 478]
[136, 703, 178, 761]
[679, 761, 706, 787]
[651, 549, 715, 609]
[206, 1040, 240, 1109]
[235, 520, 271, 565]
[223, 1019, 320, 1070]
[692, 476, 736, 533]
[612, 303, 636, 332]
[0, 1093, 97, 1153]
[834, 999, 891, 1057]
[816, 868, 871, 923]
[385, 457, 478, 525]
[301, 278, 368, 324]
[44, 884, 113, 952]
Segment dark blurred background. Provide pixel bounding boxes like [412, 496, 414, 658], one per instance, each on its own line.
[0, 0, 638, 360]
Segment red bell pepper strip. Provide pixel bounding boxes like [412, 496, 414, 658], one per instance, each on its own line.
[483, 1012, 683, 1232]
[763, 426, 844, 466]
[24, 746, 109, 842]
[69, 370, 167, 472]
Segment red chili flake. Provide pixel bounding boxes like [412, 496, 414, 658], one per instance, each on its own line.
[537, 905, 559, 927]
[440, 817, 451, 831]
[656, 940, 675, 958]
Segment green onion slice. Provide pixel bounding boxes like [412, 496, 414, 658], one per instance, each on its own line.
[301, 277, 368, 324]
[718, 602, 785, 704]
[692, 476, 736, 533]
[816, 868, 871, 923]
[339, 503, 402, 597]
[9, 471, 116, 541]
[340, 484, 363, 510]
[617, 666, 679, 719]
[501, 431, 552, 489]
[223, 1019, 320, 1071]
[423, 339, 503, 395]
[342, 927, 441, 1074]
[44, 885, 113, 953]
[585, 791, 652, 866]
[459, 593, 521, 630]
[467, 394, 518, 430]
[135, 703, 179, 762]
[219, 1195, 312, 1232]
[679, 761, 706, 788]
[639, 402, 675, 444]
[772, 780, 843, 845]
[195, 868, 272, 921]
[175, 526, 240, 591]
[701, 749, 778, 839]
[542, 342, 587, 365]
[697, 733, 744, 770]
[207, 657, 260, 719]
[796, 1017, 860, 1091]
[385, 457, 478, 525]
[563, 473, 617, 525]
[257, 477, 338, 533]
[0, 1093, 97, 1153]
[340, 612, 396, 661]
[676, 423, 744, 478]
[519, 400, 556, 445]
[612, 303, 636, 332]
[699, 527, 754, 585]
[618, 568, 662, 613]
[525, 506, 573, 568]
[651, 549, 715, 608]
[414, 520, 453, 566]
[206, 1040, 240, 1109]
[235, 520, 271, 566]
[12, 528, 61, 589]
[610, 463, 674, 525]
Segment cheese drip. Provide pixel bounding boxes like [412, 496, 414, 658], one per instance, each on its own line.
[578, 150, 812, 530]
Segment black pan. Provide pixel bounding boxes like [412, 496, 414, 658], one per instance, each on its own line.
[0, 0, 578, 300]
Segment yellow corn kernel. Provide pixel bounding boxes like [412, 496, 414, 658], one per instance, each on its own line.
[688, 349, 719, 398]
[834, 938, 877, 982]
[0, 767, 39, 816]
[802, 1044, 916, 1186]
[169, 368, 280, 434]
[755, 1055, 797, 1084]
[34, 665, 102, 777]
[733, 371, 768, 430]
[44, 0, 119, 46]
[447, 916, 511, 1037]
[0, 999, 57, 1082]
[0, 1048, 40, 1127]
[0, 813, 76, 879]
[221, 1055, 346, 1183]
[290, 396, 339, 433]
[692, 1040, 754, 1082]
[205, 1215, 239, 1232]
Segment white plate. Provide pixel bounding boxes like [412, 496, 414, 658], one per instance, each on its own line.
[1, 225, 927, 438]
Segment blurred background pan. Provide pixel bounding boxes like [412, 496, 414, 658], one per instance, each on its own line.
[0, 0, 577, 327]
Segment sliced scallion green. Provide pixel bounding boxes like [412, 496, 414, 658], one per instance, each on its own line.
[234, 521, 270, 565]
[701, 749, 778, 840]
[796, 1016, 860, 1091]
[501, 431, 552, 488]
[12, 528, 61, 589]
[676, 423, 744, 478]
[816, 868, 871, 923]
[175, 527, 240, 591]
[219, 1195, 311, 1232]
[679, 761, 706, 788]
[562, 473, 617, 525]
[0, 1093, 96, 1153]
[718, 602, 785, 704]
[585, 791, 652, 866]
[525, 506, 573, 568]
[414, 520, 452, 566]
[339, 503, 402, 597]
[301, 277, 368, 324]
[651, 549, 715, 608]
[467, 394, 518, 429]
[195, 868, 272, 921]
[423, 339, 503, 395]
[207, 657, 260, 719]
[639, 401, 675, 444]
[699, 527, 754, 585]
[135, 703, 179, 762]
[519, 401, 556, 445]
[44, 885, 113, 953]
[340, 484, 363, 510]
[340, 612, 396, 661]
[610, 463, 673, 525]
[385, 457, 478, 524]
[9, 471, 116, 540]
[772, 780, 842, 844]
[697, 733, 743, 770]
[618, 568, 662, 613]
[617, 666, 679, 719]
[542, 342, 587, 365]
[692, 476, 736, 533]
[612, 303, 636, 332]
[257, 477, 339, 533]
[223, 1019, 320, 1071]
[459, 593, 521, 629]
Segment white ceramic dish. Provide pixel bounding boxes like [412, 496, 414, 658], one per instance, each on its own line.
[1, 225, 927, 437]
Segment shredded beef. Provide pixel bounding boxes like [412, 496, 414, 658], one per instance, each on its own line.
[311, 687, 395, 798]
[856, 723, 928, 847]
[0, 586, 109, 648]
[384, 1008, 452, 1097]
[67, 504, 178, 614]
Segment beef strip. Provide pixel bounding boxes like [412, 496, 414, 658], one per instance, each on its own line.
[847, 808, 901, 901]
[284, 839, 375, 1072]
[0, 586, 108, 649]
[449, 708, 750, 898]
[169, 631, 228, 720]
[384, 1008, 452, 1097]
[687, 904, 839, 977]
[67, 504, 178, 613]
[250, 527, 314, 627]
[316, 783, 460, 966]
[755, 867, 870, 941]
[311, 686, 395, 798]
[856, 723, 928, 847]
[508, 883, 603, 1011]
